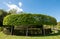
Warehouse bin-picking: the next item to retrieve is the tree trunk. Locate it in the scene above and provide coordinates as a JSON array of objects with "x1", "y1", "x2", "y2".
[
  {"x1": 11, "y1": 26, "x2": 14, "y2": 35},
  {"x1": 41, "y1": 25, "x2": 45, "y2": 35},
  {"x1": 26, "y1": 27, "x2": 28, "y2": 36}
]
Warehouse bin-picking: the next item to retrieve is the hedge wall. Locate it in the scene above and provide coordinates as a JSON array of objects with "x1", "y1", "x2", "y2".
[{"x1": 3, "y1": 14, "x2": 57, "y2": 26}]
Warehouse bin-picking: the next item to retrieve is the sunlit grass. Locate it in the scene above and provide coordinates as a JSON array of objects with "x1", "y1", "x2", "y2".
[{"x1": 0, "y1": 32, "x2": 60, "y2": 39}]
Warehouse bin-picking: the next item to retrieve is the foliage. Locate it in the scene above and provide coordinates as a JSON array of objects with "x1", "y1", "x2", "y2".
[
  {"x1": 8, "y1": 9, "x2": 17, "y2": 14},
  {"x1": 0, "y1": 27, "x2": 3, "y2": 31},
  {"x1": 3, "y1": 27, "x2": 11, "y2": 35},
  {"x1": 55, "y1": 22, "x2": 60, "y2": 30},
  {"x1": 3, "y1": 14, "x2": 57, "y2": 26},
  {"x1": 0, "y1": 9, "x2": 7, "y2": 26}
]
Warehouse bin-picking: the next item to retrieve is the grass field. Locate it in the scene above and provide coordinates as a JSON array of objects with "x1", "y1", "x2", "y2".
[{"x1": 0, "y1": 32, "x2": 60, "y2": 39}]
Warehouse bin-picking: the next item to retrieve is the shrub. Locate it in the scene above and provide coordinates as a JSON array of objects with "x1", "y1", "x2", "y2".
[
  {"x1": 0, "y1": 27, "x2": 3, "y2": 32},
  {"x1": 3, "y1": 26, "x2": 11, "y2": 35}
]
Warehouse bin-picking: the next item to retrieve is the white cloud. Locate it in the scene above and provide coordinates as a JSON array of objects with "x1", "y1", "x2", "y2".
[
  {"x1": 19, "y1": 2, "x2": 22, "y2": 7},
  {"x1": 5, "y1": 2, "x2": 23, "y2": 13}
]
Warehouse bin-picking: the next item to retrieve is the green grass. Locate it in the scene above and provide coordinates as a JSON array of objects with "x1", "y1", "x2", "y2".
[{"x1": 0, "y1": 32, "x2": 60, "y2": 39}]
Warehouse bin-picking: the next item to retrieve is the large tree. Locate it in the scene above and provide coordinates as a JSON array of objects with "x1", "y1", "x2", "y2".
[
  {"x1": 3, "y1": 14, "x2": 57, "y2": 35},
  {"x1": 0, "y1": 9, "x2": 7, "y2": 26}
]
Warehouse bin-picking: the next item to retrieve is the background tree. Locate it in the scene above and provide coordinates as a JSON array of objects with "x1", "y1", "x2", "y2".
[
  {"x1": 8, "y1": 9, "x2": 17, "y2": 14},
  {"x1": 0, "y1": 9, "x2": 7, "y2": 26},
  {"x1": 8, "y1": 9, "x2": 23, "y2": 14}
]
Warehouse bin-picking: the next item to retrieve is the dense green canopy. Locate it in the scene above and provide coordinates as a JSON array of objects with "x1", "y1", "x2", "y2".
[{"x1": 3, "y1": 14, "x2": 57, "y2": 26}]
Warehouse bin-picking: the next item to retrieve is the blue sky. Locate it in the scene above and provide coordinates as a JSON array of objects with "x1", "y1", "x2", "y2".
[{"x1": 0, "y1": 0, "x2": 60, "y2": 22}]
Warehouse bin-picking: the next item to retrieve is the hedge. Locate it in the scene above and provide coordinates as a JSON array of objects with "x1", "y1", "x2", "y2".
[{"x1": 3, "y1": 14, "x2": 57, "y2": 26}]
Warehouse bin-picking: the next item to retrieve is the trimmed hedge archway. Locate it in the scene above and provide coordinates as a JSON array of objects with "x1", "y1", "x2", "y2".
[{"x1": 3, "y1": 14, "x2": 57, "y2": 36}]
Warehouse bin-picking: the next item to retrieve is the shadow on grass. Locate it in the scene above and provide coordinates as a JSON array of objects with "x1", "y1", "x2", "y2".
[
  {"x1": 3, "y1": 30, "x2": 60, "y2": 37},
  {"x1": 13, "y1": 30, "x2": 60, "y2": 37}
]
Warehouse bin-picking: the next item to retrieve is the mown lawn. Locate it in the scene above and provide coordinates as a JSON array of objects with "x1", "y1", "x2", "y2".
[{"x1": 0, "y1": 32, "x2": 60, "y2": 39}]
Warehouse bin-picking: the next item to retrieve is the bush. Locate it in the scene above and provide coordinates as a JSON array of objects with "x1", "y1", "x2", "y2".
[
  {"x1": 3, "y1": 27, "x2": 11, "y2": 35},
  {"x1": 0, "y1": 27, "x2": 3, "y2": 32}
]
